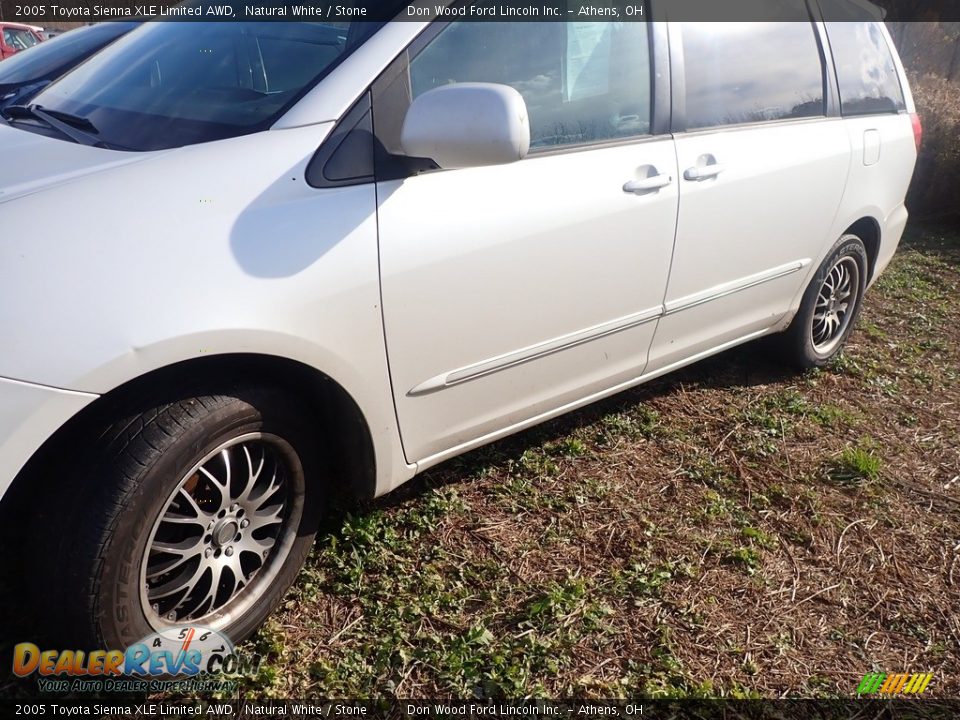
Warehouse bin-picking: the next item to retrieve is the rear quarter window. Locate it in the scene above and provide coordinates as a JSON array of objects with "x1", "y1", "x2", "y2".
[
  {"x1": 681, "y1": 18, "x2": 825, "y2": 130},
  {"x1": 825, "y1": 21, "x2": 906, "y2": 116}
]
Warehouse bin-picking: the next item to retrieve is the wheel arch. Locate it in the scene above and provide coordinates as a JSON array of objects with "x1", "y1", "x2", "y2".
[
  {"x1": 843, "y1": 216, "x2": 882, "y2": 283},
  {"x1": 3, "y1": 354, "x2": 378, "y2": 522}
]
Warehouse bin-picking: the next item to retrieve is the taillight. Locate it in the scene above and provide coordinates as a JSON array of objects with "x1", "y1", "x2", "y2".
[{"x1": 910, "y1": 112, "x2": 923, "y2": 152}]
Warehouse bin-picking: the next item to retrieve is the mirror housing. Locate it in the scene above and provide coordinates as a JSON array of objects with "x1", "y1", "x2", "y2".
[{"x1": 400, "y1": 83, "x2": 531, "y2": 170}]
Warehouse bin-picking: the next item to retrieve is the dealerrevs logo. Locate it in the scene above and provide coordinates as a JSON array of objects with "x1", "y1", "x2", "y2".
[{"x1": 13, "y1": 625, "x2": 260, "y2": 691}]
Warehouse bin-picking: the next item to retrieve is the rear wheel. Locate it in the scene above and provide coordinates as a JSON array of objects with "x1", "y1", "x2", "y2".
[
  {"x1": 776, "y1": 234, "x2": 868, "y2": 369},
  {"x1": 37, "y1": 388, "x2": 322, "y2": 648}
]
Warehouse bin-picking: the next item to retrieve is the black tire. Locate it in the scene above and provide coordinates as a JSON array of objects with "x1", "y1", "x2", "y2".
[
  {"x1": 34, "y1": 387, "x2": 322, "y2": 649},
  {"x1": 776, "y1": 234, "x2": 869, "y2": 369}
]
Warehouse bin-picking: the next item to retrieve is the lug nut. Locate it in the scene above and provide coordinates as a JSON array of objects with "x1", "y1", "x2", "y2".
[
  {"x1": 225, "y1": 547, "x2": 234, "y2": 557},
  {"x1": 240, "y1": 519, "x2": 249, "y2": 528}
]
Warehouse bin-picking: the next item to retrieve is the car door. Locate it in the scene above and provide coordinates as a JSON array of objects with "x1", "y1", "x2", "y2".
[
  {"x1": 375, "y1": 19, "x2": 678, "y2": 463},
  {"x1": 648, "y1": 15, "x2": 851, "y2": 373}
]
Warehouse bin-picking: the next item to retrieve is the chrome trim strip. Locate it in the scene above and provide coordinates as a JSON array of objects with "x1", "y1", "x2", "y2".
[
  {"x1": 663, "y1": 259, "x2": 811, "y2": 316},
  {"x1": 408, "y1": 305, "x2": 663, "y2": 396},
  {"x1": 408, "y1": 260, "x2": 810, "y2": 396}
]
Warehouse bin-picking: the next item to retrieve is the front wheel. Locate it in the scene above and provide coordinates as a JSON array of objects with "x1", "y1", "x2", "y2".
[
  {"x1": 37, "y1": 388, "x2": 323, "y2": 649},
  {"x1": 776, "y1": 234, "x2": 869, "y2": 369}
]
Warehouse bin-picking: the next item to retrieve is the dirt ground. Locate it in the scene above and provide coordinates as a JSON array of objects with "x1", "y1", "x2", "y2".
[
  {"x1": 2, "y1": 224, "x2": 958, "y2": 700},
  {"x1": 223, "y1": 224, "x2": 958, "y2": 699}
]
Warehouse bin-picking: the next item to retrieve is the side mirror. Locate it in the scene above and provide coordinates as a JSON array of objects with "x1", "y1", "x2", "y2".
[{"x1": 400, "y1": 83, "x2": 531, "y2": 170}]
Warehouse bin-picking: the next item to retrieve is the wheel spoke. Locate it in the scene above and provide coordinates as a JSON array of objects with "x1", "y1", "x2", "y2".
[
  {"x1": 245, "y1": 445, "x2": 265, "y2": 484},
  {"x1": 235, "y1": 445, "x2": 267, "y2": 504},
  {"x1": 148, "y1": 560, "x2": 206, "y2": 602},
  {"x1": 141, "y1": 435, "x2": 301, "y2": 624},
  {"x1": 146, "y1": 553, "x2": 193, "y2": 579},
  {"x1": 159, "y1": 513, "x2": 206, "y2": 529},
  {"x1": 150, "y1": 537, "x2": 202, "y2": 557},
  {"x1": 251, "y1": 534, "x2": 278, "y2": 551},
  {"x1": 246, "y1": 504, "x2": 284, "y2": 533},
  {"x1": 222, "y1": 448, "x2": 238, "y2": 501},
  {"x1": 248, "y1": 458, "x2": 282, "y2": 506},
  {"x1": 198, "y1": 465, "x2": 230, "y2": 511},
  {"x1": 227, "y1": 554, "x2": 247, "y2": 587},
  {"x1": 811, "y1": 256, "x2": 861, "y2": 352},
  {"x1": 202, "y1": 558, "x2": 241, "y2": 612},
  {"x1": 176, "y1": 487, "x2": 207, "y2": 520}
]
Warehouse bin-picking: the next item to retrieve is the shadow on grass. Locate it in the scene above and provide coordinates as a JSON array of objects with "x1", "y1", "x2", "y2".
[
  {"x1": 0, "y1": 331, "x2": 796, "y2": 698},
  {"x1": 323, "y1": 339, "x2": 797, "y2": 522},
  {"x1": 900, "y1": 222, "x2": 960, "y2": 265}
]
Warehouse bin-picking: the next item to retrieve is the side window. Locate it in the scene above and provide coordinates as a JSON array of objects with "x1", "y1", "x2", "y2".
[
  {"x1": 824, "y1": 22, "x2": 906, "y2": 116},
  {"x1": 408, "y1": 20, "x2": 651, "y2": 150},
  {"x1": 681, "y1": 21, "x2": 825, "y2": 129}
]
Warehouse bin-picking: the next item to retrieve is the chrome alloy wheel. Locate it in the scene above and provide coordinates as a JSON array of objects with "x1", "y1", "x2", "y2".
[
  {"x1": 139, "y1": 433, "x2": 305, "y2": 627},
  {"x1": 811, "y1": 255, "x2": 860, "y2": 355}
]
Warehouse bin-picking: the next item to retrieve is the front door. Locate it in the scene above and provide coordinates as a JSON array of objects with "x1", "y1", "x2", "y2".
[{"x1": 376, "y1": 19, "x2": 679, "y2": 462}]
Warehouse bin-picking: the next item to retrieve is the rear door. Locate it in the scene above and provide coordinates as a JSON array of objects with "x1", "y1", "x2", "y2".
[
  {"x1": 649, "y1": 12, "x2": 851, "y2": 372},
  {"x1": 375, "y1": 19, "x2": 678, "y2": 463}
]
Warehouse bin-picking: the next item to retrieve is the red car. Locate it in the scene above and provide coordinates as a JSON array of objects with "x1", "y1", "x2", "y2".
[{"x1": 0, "y1": 22, "x2": 43, "y2": 60}]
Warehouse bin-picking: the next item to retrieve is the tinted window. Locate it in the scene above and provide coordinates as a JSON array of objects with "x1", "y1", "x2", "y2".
[
  {"x1": 28, "y1": 22, "x2": 376, "y2": 151},
  {"x1": 0, "y1": 23, "x2": 135, "y2": 86},
  {"x1": 681, "y1": 21, "x2": 825, "y2": 129},
  {"x1": 410, "y1": 20, "x2": 651, "y2": 149},
  {"x1": 825, "y1": 22, "x2": 906, "y2": 115},
  {"x1": 4, "y1": 28, "x2": 39, "y2": 51}
]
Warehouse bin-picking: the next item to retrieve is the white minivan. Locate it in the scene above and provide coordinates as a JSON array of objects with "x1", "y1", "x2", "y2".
[{"x1": 0, "y1": 3, "x2": 919, "y2": 647}]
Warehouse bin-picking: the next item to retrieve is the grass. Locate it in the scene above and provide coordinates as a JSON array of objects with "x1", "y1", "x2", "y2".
[
  {"x1": 2, "y1": 225, "x2": 958, "y2": 700},
  {"x1": 829, "y1": 446, "x2": 882, "y2": 484},
  {"x1": 146, "y1": 226, "x2": 960, "y2": 698}
]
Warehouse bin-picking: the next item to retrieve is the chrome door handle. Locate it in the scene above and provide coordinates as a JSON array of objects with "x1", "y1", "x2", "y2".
[
  {"x1": 683, "y1": 164, "x2": 725, "y2": 181},
  {"x1": 622, "y1": 174, "x2": 672, "y2": 194}
]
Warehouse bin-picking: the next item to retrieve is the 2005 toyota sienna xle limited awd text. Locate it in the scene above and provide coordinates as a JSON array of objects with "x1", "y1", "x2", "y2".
[{"x1": 0, "y1": 2, "x2": 920, "y2": 647}]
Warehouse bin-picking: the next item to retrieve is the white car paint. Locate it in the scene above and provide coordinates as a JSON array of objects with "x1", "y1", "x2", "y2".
[
  {"x1": 651, "y1": 117, "x2": 851, "y2": 371},
  {"x1": 379, "y1": 136, "x2": 679, "y2": 462},
  {"x1": 0, "y1": 18, "x2": 918, "y2": 506},
  {"x1": 0, "y1": 121, "x2": 411, "y2": 498}
]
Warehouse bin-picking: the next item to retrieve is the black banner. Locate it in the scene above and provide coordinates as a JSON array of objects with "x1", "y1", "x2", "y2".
[
  {"x1": 3, "y1": 700, "x2": 960, "y2": 720},
  {"x1": 2, "y1": 0, "x2": 960, "y2": 24}
]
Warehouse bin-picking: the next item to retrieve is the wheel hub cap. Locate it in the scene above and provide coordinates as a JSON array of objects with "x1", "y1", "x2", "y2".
[
  {"x1": 139, "y1": 433, "x2": 304, "y2": 627},
  {"x1": 812, "y1": 255, "x2": 860, "y2": 355},
  {"x1": 213, "y1": 520, "x2": 238, "y2": 547}
]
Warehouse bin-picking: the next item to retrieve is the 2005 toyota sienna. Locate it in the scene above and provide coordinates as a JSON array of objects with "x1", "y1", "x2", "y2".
[{"x1": 0, "y1": 2, "x2": 920, "y2": 646}]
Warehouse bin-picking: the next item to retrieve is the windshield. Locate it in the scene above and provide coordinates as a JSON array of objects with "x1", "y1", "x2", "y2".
[
  {"x1": 0, "y1": 23, "x2": 136, "y2": 86},
  {"x1": 29, "y1": 21, "x2": 379, "y2": 151},
  {"x1": 4, "y1": 27, "x2": 40, "y2": 52}
]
